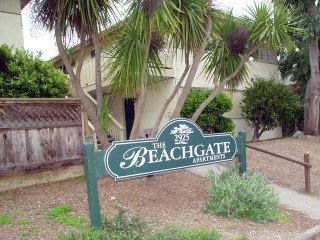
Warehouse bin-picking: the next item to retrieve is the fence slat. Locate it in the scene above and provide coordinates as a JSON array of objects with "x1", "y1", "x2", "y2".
[{"x1": 0, "y1": 99, "x2": 83, "y2": 174}]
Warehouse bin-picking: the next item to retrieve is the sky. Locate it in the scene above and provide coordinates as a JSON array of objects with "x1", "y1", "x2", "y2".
[{"x1": 21, "y1": 0, "x2": 266, "y2": 61}]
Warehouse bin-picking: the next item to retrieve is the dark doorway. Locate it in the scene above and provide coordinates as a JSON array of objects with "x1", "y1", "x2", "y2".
[{"x1": 124, "y1": 98, "x2": 135, "y2": 139}]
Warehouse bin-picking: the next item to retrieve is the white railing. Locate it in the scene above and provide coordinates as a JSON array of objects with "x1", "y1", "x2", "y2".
[
  {"x1": 77, "y1": 54, "x2": 174, "y2": 89},
  {"x1": 84, "y1": 91, "x2": 125, "y2": 142}
]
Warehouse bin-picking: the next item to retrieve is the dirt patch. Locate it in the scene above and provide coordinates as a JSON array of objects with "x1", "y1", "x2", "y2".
[
  {"x1": 0, "y1": 136, "x2": 320, "y2": 240},
  {"x1": 246, "y1": 135, "x2": 320, "y2": 197}
]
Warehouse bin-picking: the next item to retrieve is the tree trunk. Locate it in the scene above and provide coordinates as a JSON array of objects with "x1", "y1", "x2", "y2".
[
  {"x1": 150, "y1": 51, "x2": 190, "y2": 137},
  {"x1": 304, "y1": 37, "x2": 320, "y2": 135},
  {"x1": 191, "y1": 45, "x2": 260, "y2": 122},
  {"x1": 170, "y1": 0, "x2": 213, "y2": 120},
  {"x1": 304, "y1": 2, "x2": 320, "y2": 135},
  {"x1": 129, "y1": 29, "x2": 151, "y2": 140},
  {"x1": 252, "y1": 125, "x2": 259, "y2": 142},
  {"x1": 55, "y1": 13, "x2": 110, "y2": 149},
  {"x1": 93, "y1": 34, "x2": 103, "y2": 121}
]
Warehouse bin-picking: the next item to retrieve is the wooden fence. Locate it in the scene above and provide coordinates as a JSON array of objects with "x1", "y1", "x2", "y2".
[
  {"x1": 0, "y1": 98, "x2": 83, "y2": 174},
  {"x1": 246, "y1": 144, "x2": 312, "y2": 193}
]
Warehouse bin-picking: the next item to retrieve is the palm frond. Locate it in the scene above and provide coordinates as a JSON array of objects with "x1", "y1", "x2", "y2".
[{"x1": 245, "y1": 1, "x2": 302, "y2": 51}]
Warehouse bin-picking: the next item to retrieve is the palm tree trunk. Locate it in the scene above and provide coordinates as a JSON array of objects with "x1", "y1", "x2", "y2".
[
  {"x1": 170, "y1": 0, "x2": 213, "y2": 120},
  {"x1": 191, "y1": 45, "x2": 260, "y2": 122},
  {"x1": 93, "y1": 34, "x2": 103, "y2": 121},
  {"x1": 150, "y1": 51, "x2": 190, "y2": 137},
  {"x1": 129, "y1": 30, "x2": 152, "y2": 140},
  {"x1": 55, "y1": 12, "x2": 110, "y2": 149}
]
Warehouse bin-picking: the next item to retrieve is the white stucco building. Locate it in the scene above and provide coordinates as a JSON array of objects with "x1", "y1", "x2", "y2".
[
  {"x1": 54, "y1": 40, "x2": 282, "y2": 142},
  {"x1": 0, "y1": 0, "x2": 29, "y2": 48}
]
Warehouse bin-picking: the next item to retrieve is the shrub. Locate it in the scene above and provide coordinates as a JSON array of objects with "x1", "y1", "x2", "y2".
[
  {"x1": 181, "y1": 90, "x2": 235, "y2": 133},
  {"x1": 240, "y1": 77, "x2": 301, "y2": 141},
  {"x1": 0, "y1": 44, "x2": 69, "y2": 98},
  {"x1": 204, "y1": 166, "x2": 280, "y2": 222}
]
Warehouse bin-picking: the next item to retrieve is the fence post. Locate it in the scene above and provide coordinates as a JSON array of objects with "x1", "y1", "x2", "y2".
[
  {"x1": 237, "y1": 131, "x2": 247, "y2": 176},
  {"x1": 83, "y1": 141, "x2": 102, "y2": 228},
  {"x1": 304, "y1": 153, "x2": 311, "y2": 193}
]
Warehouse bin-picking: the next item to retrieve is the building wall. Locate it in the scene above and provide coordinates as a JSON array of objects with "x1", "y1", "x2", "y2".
[
  {"x1": 224, "y1": 91, "x2": 282, "y2": 141},
  {"x1": 96, "y1": 48, "x2": 282, "y2": 141},
  {"x1": 140, "y1": 78, "x2": 178, "y2": 135},
  {"x1": 0, "y1": 0, "x2": 24, "y2": 48},
  {"x1": 59, "y1": 43, "x2": 283, "y2": 141},
  {"x1": 108, "y1": 97, "x2": 125, "y2": 128},
  {"x1": 172, "y1": 49, "x2": 283, "y2": 141}
]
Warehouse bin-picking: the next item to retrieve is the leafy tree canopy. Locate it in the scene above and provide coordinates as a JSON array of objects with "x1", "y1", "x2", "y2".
[
  {"x1": 181, "y1": 90, "x2": 235, "y2": 133},
  {"x1": 278, "y1": 42, "x2": 309, "y2": 103},
  {"x1": 0, "y1": 44, "x2": 69, "y2": 98},
  {"x1": 240, "y1": 77, "x2": 301, "y2": 141}
]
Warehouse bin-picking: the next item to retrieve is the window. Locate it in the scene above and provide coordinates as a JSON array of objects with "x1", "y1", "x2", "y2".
[
  {"x1": 255, "y1": 49, "x2": 270, "y2": 62},
  {"x1": 90, "y1": 50, "x2": 96, "y2": 58}
]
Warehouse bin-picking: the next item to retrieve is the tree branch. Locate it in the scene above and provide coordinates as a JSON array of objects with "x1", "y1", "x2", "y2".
[{"x1": 191, "y1": 44, "x2": 261, "y2": 122}]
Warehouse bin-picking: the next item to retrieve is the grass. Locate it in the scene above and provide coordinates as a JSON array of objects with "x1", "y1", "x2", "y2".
[
  {"x1": 145, "y1": 226, "x2": 221, "y2": 240},
  {"x1": 17, "y1": 219, "x2": 30, "y2": 225},
  {"x1": 20, "y1": 225, "x2": 41, "y2": 238},
  {"x1": 45, "y1": 204, "x2": 87, "y2": 228},
  {"x1": 0, "y1": 213, "x2": 12, "y2": 225},
  {"x1": 0, "y1": 210, "x2": 41, "y2": 238},
  {"x1": 234, "y1": 235, "x2": 250, "y2": 240},
  {"x1": 275, "y1": 211, "x2": 292, "y2": 223}
]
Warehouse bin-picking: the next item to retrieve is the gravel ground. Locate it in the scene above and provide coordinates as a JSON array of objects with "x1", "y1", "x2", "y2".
[
  {"x1": 0, "y1": 136, "x2": 320, "y2": 240},
  {"x1": 246, "y1": 135, "x2": 320, "y2": 197}
]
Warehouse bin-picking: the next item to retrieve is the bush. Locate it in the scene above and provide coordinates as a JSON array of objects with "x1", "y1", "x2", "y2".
[
  {"x1": 0, "y1": 44, "x2": 69, "y2": 98},
  {"x1": 181, "y1": 90, "x2": 235, "y2": 133},
  {"x1": 240, "y1": 77, "x2": 301, "y2": 141},
  {"x1": 204, "y1": 166, "x2": 279, "y2": 222}
]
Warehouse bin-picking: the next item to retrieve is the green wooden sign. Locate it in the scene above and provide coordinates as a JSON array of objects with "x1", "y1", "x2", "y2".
[
  {"x1": 105, "y1": 118, "x2": 237, "y2": 180},
  {"x1": 83, "y1": 118, "x2": 247, "y2": 228}
]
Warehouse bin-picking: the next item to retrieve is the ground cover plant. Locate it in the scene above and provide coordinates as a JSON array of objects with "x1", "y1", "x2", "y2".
[
  {"x1": 59, "y1": 206, "x2": 222, "y2": 240},
  {"x1": 45, "y1": 204, "x2": 87, "y2": 228},
  {"x1": 0, "y1": 213, "x2": 12, "y2": 225},
  {"x1": 0, "y1": 210, "x2": 41, "y2": 239},
  {"x1": 204, "y1": 166, "x2": 280, "y2": 222}
]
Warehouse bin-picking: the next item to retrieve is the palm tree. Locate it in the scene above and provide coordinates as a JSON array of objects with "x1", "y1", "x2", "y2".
[
  {"x1": 31, "y1": 0, "x2": 118, "y2": 149},
  {"x1": 191, "y1": 1, "x2": 301, "y2": 122},
  {"x1": 105, "y1": 0, "x2": 181, "y2": 139},
  {"x1": 168, "y1": 0, "x2": 213, "y2": 120},
  {"x1": 150, "y1": 0, "x2": 210, "y2": 137},
  {"x1": 105, "y1": 0, "x2": 214, "y2": 139}
]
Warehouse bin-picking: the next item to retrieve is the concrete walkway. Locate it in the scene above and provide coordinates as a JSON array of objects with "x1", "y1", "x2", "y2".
[{"x1": 188, "y1": 164, "x2": 320, "y2": 220}]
